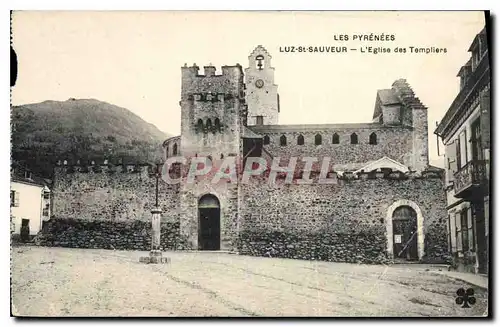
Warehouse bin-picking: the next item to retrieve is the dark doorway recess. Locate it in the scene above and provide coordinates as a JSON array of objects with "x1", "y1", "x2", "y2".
[
  {"x1": 198, "y1": 194, "x2": 220, "y2": 250},
  {"x1": 392, "y1": 206, "x2": 418, "y2": 261}
]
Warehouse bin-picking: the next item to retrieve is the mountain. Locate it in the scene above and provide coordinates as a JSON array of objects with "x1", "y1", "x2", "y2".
[{"x1": 11, "y1": 98, "x2": 170, "y2": 178}]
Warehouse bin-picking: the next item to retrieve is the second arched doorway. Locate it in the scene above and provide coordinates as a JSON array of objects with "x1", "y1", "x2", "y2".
[
  {"x1": 198, "y1": 194, "x2": 221, "y2": 250},
  {"x1": 392, "y1": 205, "x2": 418, "y2": 261}
]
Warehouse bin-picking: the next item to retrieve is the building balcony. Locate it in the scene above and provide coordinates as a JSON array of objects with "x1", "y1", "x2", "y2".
[{"x1": 454, "y1": 160, "x2": 488, "y2": 199}]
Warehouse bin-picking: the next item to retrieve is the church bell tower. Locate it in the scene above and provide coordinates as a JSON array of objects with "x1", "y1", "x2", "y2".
[{"x1": 244, "y1": 45, "x2": 280, "y2": 126}]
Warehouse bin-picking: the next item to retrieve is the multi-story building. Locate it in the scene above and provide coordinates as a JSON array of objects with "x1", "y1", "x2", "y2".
[
  {"x1": 11, "y1": 170, "x2": 51, "y2": 241},
  {"x1": 435, "y1": 27, "x2": 490, "y2": 274}
]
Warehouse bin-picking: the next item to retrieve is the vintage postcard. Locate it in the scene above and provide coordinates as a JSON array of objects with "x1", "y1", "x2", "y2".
[{"x1": 10, "y1": 11, "x2": 490, "y2": 317}]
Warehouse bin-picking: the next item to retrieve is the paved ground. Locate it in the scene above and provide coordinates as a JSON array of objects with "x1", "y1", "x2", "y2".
[{"x1": 11, "y1": 246, "x2": 488, "y2": 317}]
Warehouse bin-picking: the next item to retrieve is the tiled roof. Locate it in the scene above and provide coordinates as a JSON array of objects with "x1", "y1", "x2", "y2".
[{"x1": 11, "y1": 175, "x2": 50, "y2": 187}]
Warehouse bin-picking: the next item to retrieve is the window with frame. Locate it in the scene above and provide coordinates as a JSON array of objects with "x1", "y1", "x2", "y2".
[
  {"x1": 43, "y1": 203, "x2": 50, "y2": 217},
  {"x1": 256, "y1": 116, "x2": 264, "y2": 126},
  {"x1": 471, "y1": 118, "x2": 483, "y2": 161},
  {"x1": 455, "y1": 212, "x2": 463, "y2": 255},
  {"x1": 447, "y1": 214, "x2": 452, "y2": 253},
  {"x1": 456, "y1": 208, "x2": 474, "y2": 253},
  {"x1": 445, "y1": 139, "x2": 458, "y2": 184},
  {"x1": 456, "y1": 129, "x2": 468, "y2": 169},
  {"x1": 460, "y1": 209, "x2": 469, "y2": 252}
]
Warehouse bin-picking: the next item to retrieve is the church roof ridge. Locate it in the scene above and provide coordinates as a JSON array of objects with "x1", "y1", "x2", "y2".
[{"x1": 248, "y1": 122, "x2": 412, "y2": 133}]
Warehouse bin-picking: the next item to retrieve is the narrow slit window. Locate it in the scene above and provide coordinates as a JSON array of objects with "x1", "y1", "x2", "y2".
[
  {"x1": 214, "y1": 118, "x2": 221, "y2": 132},
  {"x1": 205, "y1": 119, "x2": 212, "y2": 133},
  {"x1": 196, "y1": 119, "x2": 204, "y2": 133}
]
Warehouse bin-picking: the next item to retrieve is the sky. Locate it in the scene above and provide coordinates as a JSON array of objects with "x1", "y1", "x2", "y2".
[{"x1": 11, "y1": 11, "x2": 486, "y2": 167}]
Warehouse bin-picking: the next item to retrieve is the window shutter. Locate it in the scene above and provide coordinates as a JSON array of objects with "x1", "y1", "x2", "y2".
[
  {"x1": 459, "y1": 130, "x2": 468, "y2": 168},
  {"x1": 455, "y1": 212, "x2": 462, "y2": 252},
  {"x1": 455, "y1": 212, "x2": 461, "y2": 232},
  {"x1": 480, "y1": 93, "x2": 490, "y2": 149},
  {"x1": 467, "y1": 208, "x2": 475, "y2": 251},
  {"x1": 445, "y1": 141, "x2": 458, "y2": 182},
  {"x1": 14, "y1": 191, "x2": 19, "y2": 207}
]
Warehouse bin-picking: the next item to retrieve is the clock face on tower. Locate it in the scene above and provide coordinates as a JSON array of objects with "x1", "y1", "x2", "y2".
[{"x1": 255, "y1": 79, "x2": 264, "y2": 88}]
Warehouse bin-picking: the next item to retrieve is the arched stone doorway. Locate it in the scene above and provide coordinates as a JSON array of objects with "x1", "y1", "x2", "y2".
[
  {"x1": 392, "y1": 206, "x2": 418, "y2": 260},
  {"x1": 386, "y1": 200, "x2": 425, "y2": 261},
  {"x1": 198, "y1": 194, "x2": 220, "y2": 250}
]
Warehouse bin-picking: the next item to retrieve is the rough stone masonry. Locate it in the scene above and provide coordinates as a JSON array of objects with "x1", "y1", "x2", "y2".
[{"x1": 41, "y1": 45, "x2": 450, "y2": 265}]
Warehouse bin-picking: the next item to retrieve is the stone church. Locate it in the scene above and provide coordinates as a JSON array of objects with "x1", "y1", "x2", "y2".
[
  {"x1": 48, "y1": 46, "x2": 449, "y2": 264},
  {"x1": 159, "y1": 45, "x2": 449, "y2": 263}
]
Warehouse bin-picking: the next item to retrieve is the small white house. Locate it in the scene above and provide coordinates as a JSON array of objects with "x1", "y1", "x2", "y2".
[{"x1": 10, "y1": 173, "x2": 51, "y2": 240}]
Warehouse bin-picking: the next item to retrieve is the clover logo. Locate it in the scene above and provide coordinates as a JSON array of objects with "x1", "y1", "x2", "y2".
[{"x1": 455, "y1": 288, "x2": 476, "y2": 308}]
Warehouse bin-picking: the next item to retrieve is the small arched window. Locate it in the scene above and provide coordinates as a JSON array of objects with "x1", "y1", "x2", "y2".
[
  {"x1": 297, "y1": 134, "x2": 304, "y2": 145},
  {"x1": 350, "y1": 133, "x2": 358, "y2": 144},
  {"x1": 214, "y1": 118, "x2": 221, "y2": 133},
  {"x1": 280, "y1": 135, "x2": 287, "y2": 146},
  {"x1": 332, "y1": 133, "x2": 339, "y2": 144},
  {"x1": 165, "y1": 146, "x2": 169, "y2": 158},
  {"x1": 205, "y1": 119, "x2": 212, "y2": 133},
  {"x1": 173, "y1": 143, "x2": 178, "y2": 155},
  {"x1": 263, "y1": 135, "x2": 270, "y2": 145},
  {"x1": 315, "y1": 134, "x2": 322, "y2": 146},
  {"x1": 255, "y1": 55, "x2": 265, "y2": 70},
  {"x1": 369, "y1": 132, "x2": 377, "y2": 145},
  {"x1": 196, "y1": 119, "x2": 204, "y2": 133}
]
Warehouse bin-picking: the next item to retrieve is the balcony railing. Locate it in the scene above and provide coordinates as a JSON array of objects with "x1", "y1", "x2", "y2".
[{"x1": 454, "y1": 160, "x2": 488, "y2": 198}]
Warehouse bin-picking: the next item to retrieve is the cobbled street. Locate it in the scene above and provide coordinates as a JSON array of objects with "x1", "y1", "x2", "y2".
[{"x1": 11, "y1": 246, "x2": 487, "y2": 317}]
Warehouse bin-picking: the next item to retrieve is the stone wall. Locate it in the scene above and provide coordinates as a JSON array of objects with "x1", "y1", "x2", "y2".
[
  {"x1": 179, "y1": 178, "x2": 239, "y2": 251},
  {"x1": 238, "y1": 173, "x2": 449, "y2": 264},
  {"x1": 249, "y1": 125, "x2": 414, "y2": 169},
  {"x1": 34, "y1": 218, "x2": 188, "y2": 250},
  {"x1": 52, "y1": 165, "x2": 180, "y2": 223}
]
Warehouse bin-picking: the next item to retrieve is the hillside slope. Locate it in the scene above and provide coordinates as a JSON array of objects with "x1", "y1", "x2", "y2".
[{"x1": 11, "y1": 98, "x2": 170, "y2": 178}]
